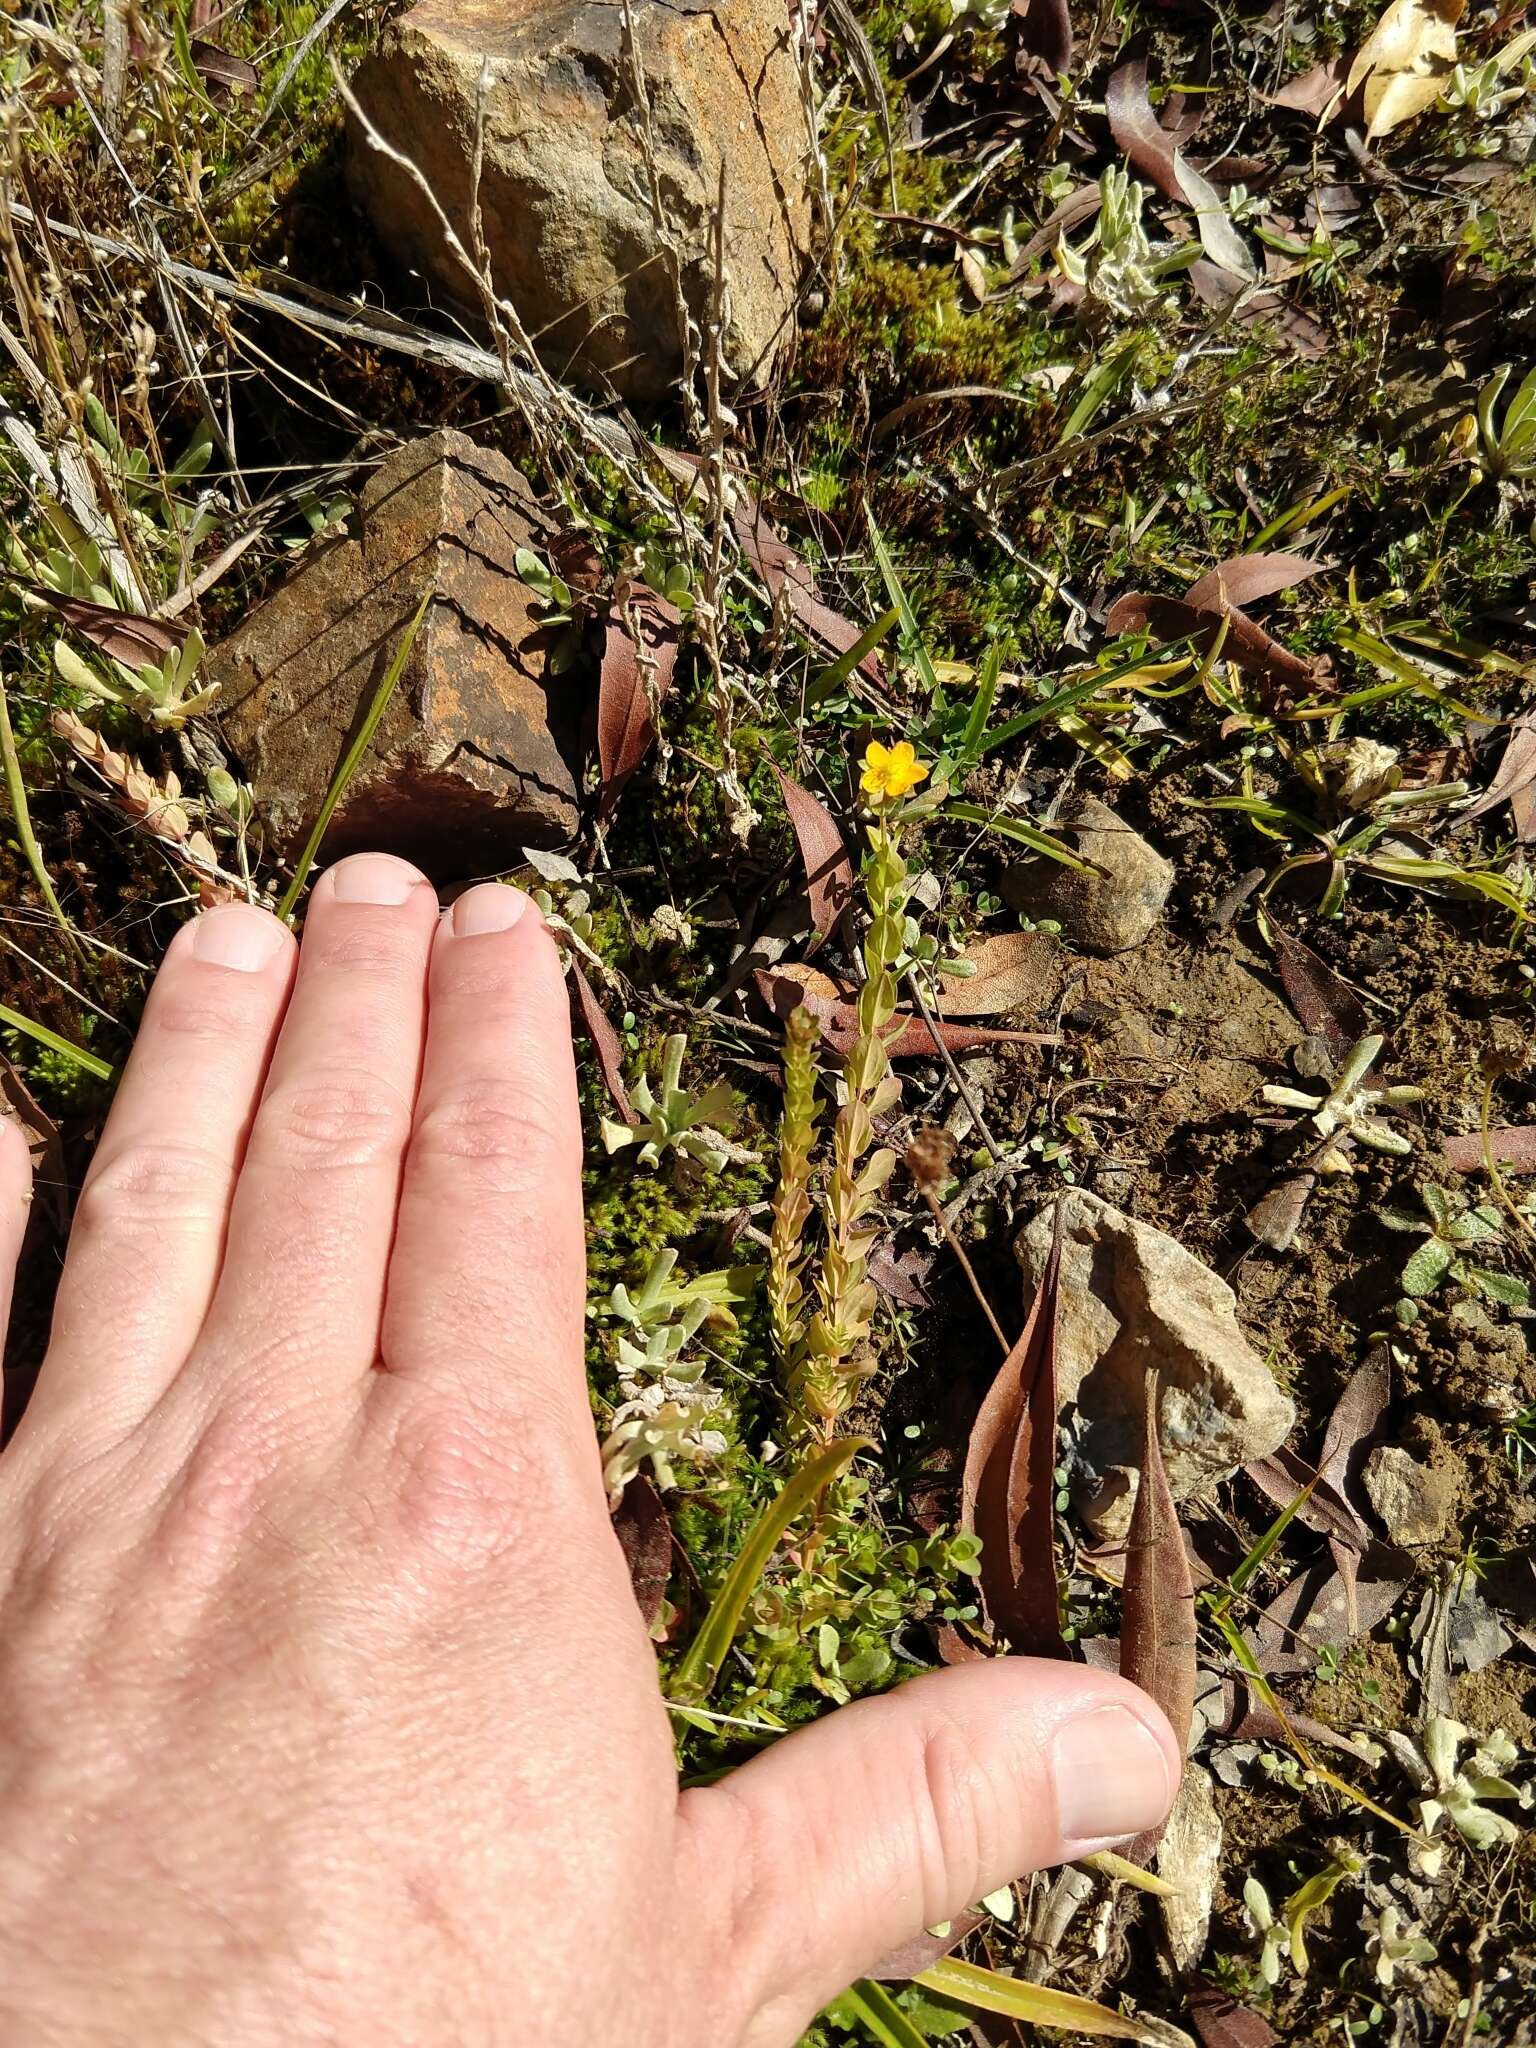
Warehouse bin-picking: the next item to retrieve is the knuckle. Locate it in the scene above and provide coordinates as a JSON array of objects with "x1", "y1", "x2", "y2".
[
  {"x1": 257, "y1": 1069, "x2": 412, "y2": 1172},
  {"x1": 153, "y1": 982, "x2": 266, "y2": 1045},
  {"x1": 75, "y1": 1138, "x2": 233, "y2": 1238},
  {"x1": 410, "y1": 1081, "x2": 573, "y2": 1187},
  {"x1": 372, "y1": 1388, "x2": 567, "y2": 1572},
  {"x1": 915, "y1": 1712, "x2": 993, "y2": 1910},
  {"x1": 311, "y1": 924, "x2": 427, "y2": 981}
]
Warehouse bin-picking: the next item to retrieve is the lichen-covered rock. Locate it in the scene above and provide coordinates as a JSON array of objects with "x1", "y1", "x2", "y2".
[
  {"x1": 1363, "y1": 1445, "x2": 1455, "y2": 1548},
  {"x1": 1015, "y1": 1189, "x2": 1294, "y2": 1535},
  {"x1": 346, "y1": 0, "x2": 810, "y2": 402},
  {"x1": 1002, "y1": 795, "x2": 1173, "y2": 952},
  {"x1": 213, "y1": 431, "x2": 579, "y2": 872}
]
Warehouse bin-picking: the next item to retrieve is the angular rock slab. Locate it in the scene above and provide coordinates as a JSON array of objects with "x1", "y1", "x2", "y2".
[
  {"x1": 214, "y1": 431, "x2": 579, "y2": 872},
  {"x1": 1015, "y1": 1189, "x2": 1294, "y2": 1536},
  {"x1": 1002, "y1": 794, "x2": 1173, "y2": 952},
  {"x1": 346, "y1": 0, "x2": 810, "y2": 402}
]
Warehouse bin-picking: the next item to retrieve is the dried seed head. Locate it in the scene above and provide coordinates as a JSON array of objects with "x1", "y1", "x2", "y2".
[{"x1": 904, "y1": 1125, "x2": 958, "y2": 1192}]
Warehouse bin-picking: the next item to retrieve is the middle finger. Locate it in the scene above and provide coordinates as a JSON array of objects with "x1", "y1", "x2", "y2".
[{"x1": 191, "y1": 852, "x2": 439, "y2": 1407}]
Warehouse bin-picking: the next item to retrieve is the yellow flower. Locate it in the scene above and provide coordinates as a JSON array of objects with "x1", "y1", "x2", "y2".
[{"x1": 860, "y1": 739, "x2": 928, "y2": 804}]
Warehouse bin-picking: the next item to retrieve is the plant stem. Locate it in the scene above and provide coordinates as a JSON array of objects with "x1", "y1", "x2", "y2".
[{"x1": 0, "y1": 675, "x2": 74, "y2": 944}]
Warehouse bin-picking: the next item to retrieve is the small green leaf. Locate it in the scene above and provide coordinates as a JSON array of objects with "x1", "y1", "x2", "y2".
[
  {"x1": 1466, "y1": 1266, "x2": 1530, "y2": 1308},
  {"x1": 1401, "y1": 1237, "x2": 1454, "y2": 1297}
]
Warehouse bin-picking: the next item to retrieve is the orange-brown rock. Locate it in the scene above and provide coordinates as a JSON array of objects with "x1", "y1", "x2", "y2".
[
  {"x1": 213, "y1": 431, "x2": 579, "y2": 873},
  {"x1": 345, "y1": 0, "x2": 810, "y2": 402}
]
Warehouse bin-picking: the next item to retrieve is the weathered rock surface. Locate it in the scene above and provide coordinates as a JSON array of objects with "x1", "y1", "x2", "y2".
[
  {"x1": 1364, "y1": 1445, "x2": 1454, "y2": 1547},
  {"x1": 1015, "y1": 1189, "x2": 1294, "y2": 1535},
  {"x1": 213, "y1": 431, "x2": 579, "y2": 871},
  {"x1": 1002, "y1": 795, "x2": 1173, "y2": 952},
  {"x1": 346, "y1": 0, "x2": 810, "y2": 402}
]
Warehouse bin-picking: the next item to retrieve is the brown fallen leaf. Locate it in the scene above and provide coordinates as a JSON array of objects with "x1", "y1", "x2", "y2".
[
  {"x1": 1266, "y1": 53, "x2": 1353, "y2": 116},
  {"x1": 1243, "y1": 1173, "x2": 1315, "y2": 1252},
  {"x1": 1120, "y1": 1376, "x2": 1196, "y2": 1857},
  {"x1": 1105, "y1": 590, "x2": 1330, "y2": 700},
  {"x1": 770, "y1": 764, "x2": 854, "y2": 940},
  {"x1": 1184, "y1": 553, "x2": 1327, "y2": 613},
  {"x1": 960, "y1": 1204, "x2": 1067, "y2": 1656},
  {"x1": 569, "y1": 960, "x2": 635, "y2": 1125},
  {"x1": 27, "y1": 588, "x2": 188, "y2": 668},
  {"x1": 1346, "y1": 0, "x2": 1464, "y2": 138},
  {"x1": 1185, "y1": 1979, "x2": 1279, "y2": 2048},
  {"x1": 1246, "y1": 1447, "x2": 1367, "y2": 1554},
  {"x1": 732, "y1": 502, "x2": 883, "y2": 683},
  {"x1": 1106, "y1": 51, "x2": 1203, "y2": 204},
  {"x1": 597, "y1": 588, "x2": 680, "y2": 822},
  {"x1": 1187, "y1": 261, "x2": 1331, "y2": 359},
  {"x1": 611, "y1": 1474, "x2": 672, "y2": 1630},
  {"x1": 1462, "y1": 709, "x2": 1536, "y2": 843},
  {"x1": 1009, "y1": 183, "x2": 1104, "y2": 274},
  {"x1": 1444, "y1": 1124, "x2": 1536, "y2": 1174},
  {"x1": 755, "y1": 966, "x2": 1061, "y2": 1057},
  {"x1": 1247, "y1": 1559, "x2": 1404, "y2": 1676},
  {"x1": 1265, "y1": 919, "x2": 1372, "y2": 1057},
  {"x1": 935, "y1": 930, "x2": 1059, "y2": 1018},
  {"x1": 866, "y1": 1909, "x2": 987, "y2": 1982},
  {"x1": 1011, "y1": 0, "x2": 1072, "y2": 73},
  {"x1": 192, "y1": 40, "x2": 259, "y2": 95}
]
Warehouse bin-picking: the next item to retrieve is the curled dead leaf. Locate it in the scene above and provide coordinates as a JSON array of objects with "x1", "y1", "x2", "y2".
[
  {"x1": 754, "y1": 966, "x2": 1061, "y2": 1057},
  {"x1": 770, "y1": 764, "x2": 854, "y2": 939},
  {"x1": 597, "y1": 588, "x2": 680, "y2": 822},
  {"x1": 960, "y1": 1204, "x2": 1067, "y2": 1656},
  {"x1": 611, "y1": 1475, "x2": 673, "y2": 1630},
  {"x1": 569, "y1": 960, "x2": 635, "y2": 1125},
  {"x1": 1119, "y1": 1376, "x2": 1196, "y2": 1858},
  {"x1": 1346, "y1": 0, "x2": 1464, "y2": 138}
]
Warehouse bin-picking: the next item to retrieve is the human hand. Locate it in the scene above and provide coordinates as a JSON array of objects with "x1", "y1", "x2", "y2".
[{"x1": 0, "y1": 852, "x2": 1177, "y2": 2047}]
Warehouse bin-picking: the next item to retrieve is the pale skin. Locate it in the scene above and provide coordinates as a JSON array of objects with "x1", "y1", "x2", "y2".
[{"x1": 0, "y1": 851, "x2": 1178, "y2": 2047}]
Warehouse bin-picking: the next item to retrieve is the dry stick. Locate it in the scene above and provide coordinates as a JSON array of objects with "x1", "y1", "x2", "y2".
[
  {"x1": 908, "y1": 968, "x2": 1007, "y2": 1163},
  {"x1": 916, "y1": 1178, "x2": 1009, "y2": 1356}
]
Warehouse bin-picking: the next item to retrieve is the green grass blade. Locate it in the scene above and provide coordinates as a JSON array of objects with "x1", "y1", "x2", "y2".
[
  {"x1": 1249, "y1": 482, "x2": 1351, "y2": 550},
  {"x1": 840, "y1": 1981, "x2": 930, "y2": 2048},
  {"x1": 945, "y1": 800, "x2": 1093, "y2": 870},
  {"x1": 977, "y1": 667, "x2": 1137, "y2": 754},
  {"x1": 867, "y1": 513, "x2": 939, "y2": 699},
  {"x1": 0, "y1": 1000, "x2": 115, "y2": 1082},
  {"x1": 914, "y1": 1957, "x2": 1188, "y2": 2042},
  {"x1": 276, "y1": 588, "x2": 432, "y2": 923},
  {"x1": 1058, "y1": 340, "x2": 1138, "y2": 444},
  {"x1": 806, "y1": 604, "x2": 901, "y2": 705},
  {"x1": 957, "y1": 640, "x2": 1002, "y2": 764},
  {"x1": 670, "y1": 1436, "x2": 866, "y2": 1703},
  {"x1": 0, "y1": 678, "x2": 72, "y2": 941}
]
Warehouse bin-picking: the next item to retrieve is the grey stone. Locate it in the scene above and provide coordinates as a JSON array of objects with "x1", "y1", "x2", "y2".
[
  {"x1": 346, "y1": 0, "x2": 810, "y2": 402},
  {"x1": 1364, "y1": 1445, "x2": 1455, "y2": 1548},
  {"x1": 1016, "y1": 1189, "x2": 1295, "y2": 1536},
  {"x1": 213, "y1": 431, "x2": 580, "y2": 873},
  {"x1": 1002, "y1": 795, "x2": 1173, "y2": 952}
]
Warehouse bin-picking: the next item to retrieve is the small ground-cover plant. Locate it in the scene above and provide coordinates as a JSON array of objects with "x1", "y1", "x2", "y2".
[{"x1": 1379, "y1": 1182, "x2": 1530, "y2": 1310}]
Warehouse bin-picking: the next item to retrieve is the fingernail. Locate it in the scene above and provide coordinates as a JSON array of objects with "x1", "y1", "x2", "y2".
[
  {"x1": 451, "y1": 884, "x2": 532, "y2": 937},
  {"x1": 325, "y1": 853, "x2": 425, "y2": 906},
  {"x1": 190, "y1": 903, "x2": 288, "y2": 974},
  {"x1": 1051, "y1": 1707, "x2": 1175, "y2": 1856}
]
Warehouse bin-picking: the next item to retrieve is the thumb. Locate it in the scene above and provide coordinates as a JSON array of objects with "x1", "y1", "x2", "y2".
[{"x1": 679, "y1": 1660, "x2": 1179, "y2": 2045}]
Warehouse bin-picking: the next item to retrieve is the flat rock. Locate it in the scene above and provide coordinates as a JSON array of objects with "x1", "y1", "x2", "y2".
[
  {"x1": 1002, "y1": 795, "x2": 1173, "y2": 952},
  {"x1": 213, "y1": 431, "x2": 580, "y2": 872},
  {"x1": 1364, "y1": 1445, "x2": 1455, "y2": 1548},
  {"x1": 346, "y1": 0, "x2": 810, "y2": 402},
  {"x1": 1015, "y1": 1189, "x2": 1294, "y2": 1536}
]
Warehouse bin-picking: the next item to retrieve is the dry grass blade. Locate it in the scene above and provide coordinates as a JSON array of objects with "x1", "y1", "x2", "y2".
[
  {"x1": 597, "y1": 589, "x2": 680, "y2": 823},
  {"x1": 569, "y1": 960, "x2": 635, "y2": 1124},
  {"x1": 960, "y1": 1202, "x2": 1066, "y2": 1655},
  {"x1": 770, "y1": 764, "x2": 854, "y2": 938},
  {"x1": 915, "y1": 1956, "x2": 1194, "y2": 2044},
  {"x1": 1119, "y1": 1375, "x2": 1196, "y2": 1857}
]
